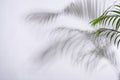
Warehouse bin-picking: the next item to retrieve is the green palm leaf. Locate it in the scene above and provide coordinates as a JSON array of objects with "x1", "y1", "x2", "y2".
[
  {"x1": 90, "y1": 3, "x2": 120, "y2": 47},
  {"x1": 93, "y1": 28, "x2": 120, "y2": 47},
  {"x1": 90, "y1": 4, "x2": 120, "y2": 30}
]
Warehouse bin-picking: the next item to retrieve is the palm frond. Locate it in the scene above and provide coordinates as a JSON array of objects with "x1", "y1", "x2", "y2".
[
  {"x1": 93, "y1": 28, "x2": 120, "y2": 48},
  {"x1": 90, "y1": 4, "x2": 120, "y2": 30}
]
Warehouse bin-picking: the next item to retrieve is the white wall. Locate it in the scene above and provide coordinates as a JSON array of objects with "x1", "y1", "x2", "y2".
[{"x1": 0, "y1": 0, "x2": 119, "y2": 80}]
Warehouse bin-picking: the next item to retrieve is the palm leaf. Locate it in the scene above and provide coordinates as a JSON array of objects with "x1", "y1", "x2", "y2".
[
  {"x1": 90, "y1": 4, "x2": 120, "y2": 30},
  {"x1": 93, "y1": 28, "x2": 120, "y2": 47}
]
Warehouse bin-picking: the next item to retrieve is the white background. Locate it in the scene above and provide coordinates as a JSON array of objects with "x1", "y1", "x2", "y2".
[{"x1": 0, "y1": 0, "x2": 119, "y2": 80}]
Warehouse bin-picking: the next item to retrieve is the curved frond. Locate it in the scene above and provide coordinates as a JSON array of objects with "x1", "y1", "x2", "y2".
[
  {"x1": 90, "y1": 4, "x2": 120, "y2": 30},
  {"x1": 93, "y1": 28, "x2": 120, "y2": 47}
]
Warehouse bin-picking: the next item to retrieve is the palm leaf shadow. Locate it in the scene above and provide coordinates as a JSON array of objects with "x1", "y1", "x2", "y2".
[
  {"x1": 26, "y1": 0, "x2": 107, "y2": 23},
  {"x1": 26, "y1": 0, "x2": 119, "y2": 72},
  {"x1": 37, "y1": 27, "x2": 117, "y2": 69}
]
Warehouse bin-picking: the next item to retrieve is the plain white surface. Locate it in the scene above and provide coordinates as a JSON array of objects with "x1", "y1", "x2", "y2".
[{"x1": 0, "y1": 0, "x2": 119, "y2": 80}]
